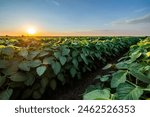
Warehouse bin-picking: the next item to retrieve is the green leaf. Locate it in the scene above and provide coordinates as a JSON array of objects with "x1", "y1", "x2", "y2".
[
  {"x1": 102, "y1": 64, "x2": 112, "y2": 70},
  {"x1": 28, "y1": 50, "x2": 40, "y2": 60},
  {"x1": 9, "y1": 72, "x2": 27, "y2": 82},
  {"x1": 72, "y1": 58, "x2": 78, "y2": 69},
  {"x1": 50, "y1": 79, "x2": 57, "y2": 90},
  {"x1": 115, "y1": 61, "x2": 129, "y2": 69},
  {"x1": 116, "y1": 83, "x2": 143, "y2": 100},
  {"x1": 0, "y1": 89, "x2": 13, "y2": 100},
  {"x1": 80, "y1": 53, "x2": 88, "y2": 65},
  {"x1": 111, "y1": 70, "x2": 127, "y2": 88},
  {"x1": 36, "y1": 66, "x2": 47, "y2": 76},
  {"x1": 52, "y1": 61, "x2": 61, "y2": 75},
  {"x1": 72, "y1": 50, "x2": 78, "y2": 57},
  {"x1": 41, "y1": 77, "x2": 49, "y2": 89},
  {"x1": 24, "y1": 73, "x2": 35, "y2": 86},
  {"x1": 130, "y1": 50, "x2": 142, "y2": 62},
  {"x1": 38, "y1": 51, "x2": 49, "y2": 57},
  {"x1": 70, "y1": 67, "x2": 77, "y2": 77},
  {"x1": 54, "y1": 51, "x2": 61, "y2": 59},
  {"x1": 43, "y1": 57, "x2": 54, "y2": 65},
  {"x1": 100, "y1": 75, "x2": 110, "y2": 82},
  {"x1": 59, "y1": 56, "x2": 67, "y2": 65},
  {"x1": 29, "y1": 59, "x2": 42, "y2": 68},
  {"x1": 18, "y1": 49, "x2": 28, "y2": 58},
  {"x1": 2, "y1": 61, "x2": 19, "y2": 75},
  {"x1": 130, "y1": 70, "x2": 150, "y2": 84},
  {"x1": 0, "y1": 60, "x2": 9, "y2": 68},
  {"x1": 0, "y1": 76, "x2": 6, "y2": 87},
  {"x1": 62, "y1": 48, "x2": 70, "y2": 56},
  {"x1": 83, "y1": 89, "x2": 110, "y2": 100},
  {"x1": 2, "y1": 47, "x2": 14, "y2": 56},
  {"x1": 18, "y1": 61, "x2": 30, "y2": 71},
  {"x1": 57, "y1": 73, "x2": 65, "y2": 84}
]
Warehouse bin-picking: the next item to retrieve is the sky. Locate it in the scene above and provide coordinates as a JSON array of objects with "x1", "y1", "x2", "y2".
[{"x1": 0, "y1": 0, "x2": 150, "y2": 36}]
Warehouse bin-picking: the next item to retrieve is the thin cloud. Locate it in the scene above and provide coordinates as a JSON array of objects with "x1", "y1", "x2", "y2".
[
  {"x1": 61, "y1": 29, "x2": 150, "y2": 36},
  {"x1": 134, "y1": 7, "x2": 149, "y2": 13},
  {"x1": 113, "y1": 14, "x2": 150, "y2": 25}
]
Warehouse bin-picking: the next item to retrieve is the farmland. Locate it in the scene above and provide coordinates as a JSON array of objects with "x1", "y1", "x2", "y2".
[{"x1": 0, "y1": 36, "x2": 149, "y2": 100}]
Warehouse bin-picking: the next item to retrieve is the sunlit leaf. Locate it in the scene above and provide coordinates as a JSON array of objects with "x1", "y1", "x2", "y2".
[{"x1": 36, "y1": 66, "x2": 47, "y2": 76}]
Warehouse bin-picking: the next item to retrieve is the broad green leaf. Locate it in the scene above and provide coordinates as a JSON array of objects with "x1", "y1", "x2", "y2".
[
  {"x1": 70, "y1": 67, "x2": 77, "y2": 77},
  {"x1": 29, "y1": 59, "x2": 42, "y2": 68},
  {"x1": 9, "y1": 72, "x2": 27, "y2": 82},
  {"x1": 115, "y1": 62, "x2": 129, "y2": 69},
  {"x1": 100, "y1": 75, "x2": 110, "y2": 82},
  {"x1": 0, "y1": 60, "x2": 9, "y2": 68},
  {"x1": 18, "y1": 49, "x2": 28, "y2": 58},
  {"x1": 28, "y1": 50, "x2": 40, "y2": 60},
  {"x1": 0, "y1": 89, "x2": 13, "y2": 100},
  {"x1": 54, "y1": 51, "x2": 61, "y2": 59},
  {"x1": 24, "y1": 73, "x2": 35, "y2": 86},
  {"x1": 83, "y1": 89, "x2": 110, "y2": 100},
  {"x1": 62, "y1": 48, "x2": 70, "y2": 56},
  {"x1": 116, "y1": 83, "x2": 143, "y2": 100},
  {"x1": 72, "y1": 58, "x2": 78, "y2": 69},
  {"x1": 130, "y1": 50, "x2": 142, "y2": 60},
  {"x1": 18, "y1": 61, "x2": 30, "y2": 71},
  {"x1": 36, "y1": 66, "x2": 47, "y2": 76},
  {"x1": 59, "y1": 56, "x2": 67, "y2": 65},
  {"x1": 38, "y1": 51, "x2": 49, "y2": 57},
  {"x1": 0, "y1": 76, "x2": 6, "y2": 87},
  {"x1": 50, "y1": 79, "x2": 57, "y2": 90},
  {"x1": 43, "y1": 57, "x2": 54, "y2": 65},
  {"x1": 80, "y1": 53, "x2": 88, "y2": 65},
  {"x1": 57, "y1": 73, "x2": 65, "y2": 84},
  {"x1": 111, "y1": 70, "x2": 127, "y2": 88},
  {"x1": 2, "y1": 61, "x2": 19, "y2": 75},
  {"x1": 52, "y1": 61, "x2": 61, "y2": 75},
  {"x1": 130, "y1": 70, "x2": 150, "y2": 84},
  {"x1": 2, "y1": 47, "x2": 14, "y2": 56},
  {"x1": 41, "y1": 77, "x2": 49, "y2": 89},
  {"x1": 102, "y1": 64, "x2": 112, "y2": 70},
  {"x1": 72, "y1": 50, "x2": 78, "y2": 57}
]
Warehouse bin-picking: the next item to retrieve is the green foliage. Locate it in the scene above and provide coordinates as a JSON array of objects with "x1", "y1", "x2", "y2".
[
  {"x1": 36, "y1": 66, "x2": 47, "y2": 76},
  {"x1": 116, "y1": 83, "x2": 143, "y2": 100},
  {"x1": 111, "y1": 70, "x2": 127, "y2": 88},
  {"x1": 83, "y1": 37, "x2": 150, "y2": 100},
  {"x1": 0, "y1": 36, "x2": 141, "y2": 99},
  {"x1": 0, "y1": 89, "x2": 13, "y2": 100},
  {"x1": 83, "y1": 89, "x2": 111, "y2": 100}
]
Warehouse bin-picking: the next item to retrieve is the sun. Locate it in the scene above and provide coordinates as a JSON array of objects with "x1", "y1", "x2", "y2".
[{"x1": 27, "y1": 27, "x2": 36, "y2": 35}]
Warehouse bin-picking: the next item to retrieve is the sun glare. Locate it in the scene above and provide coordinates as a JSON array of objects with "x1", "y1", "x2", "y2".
[{"x1": 27, "y1": 27, "x2": 36, "y2": 35}]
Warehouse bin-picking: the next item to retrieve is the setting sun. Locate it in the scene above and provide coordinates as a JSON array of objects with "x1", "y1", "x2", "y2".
[{"x1": 27, "y1": 27, "x2": 36, "y2": 35}]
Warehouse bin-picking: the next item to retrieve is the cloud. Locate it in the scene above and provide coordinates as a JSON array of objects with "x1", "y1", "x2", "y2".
[
  {"x1": 53, "y1": 29, "x2": 149, "y2": 36},
  {"x1": 113, "y1": 14, "x2": 150, "y2": 25},
  {"x1": 134, "y1": 7, "x2": 149, "y2": 13}
]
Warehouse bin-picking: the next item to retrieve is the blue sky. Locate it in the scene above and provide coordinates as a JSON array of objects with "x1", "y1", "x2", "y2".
[{"x1": 0, "y1": 0, "x2": 150, "y2": 36}]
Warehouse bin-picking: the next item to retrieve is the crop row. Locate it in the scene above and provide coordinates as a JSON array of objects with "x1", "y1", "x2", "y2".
[
  {"x1": 0, "y1": 37, "x2": 141, "y2": 99},
  {"x1": 83, "y1": 37, "x2": 150, "y2": 100}
]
